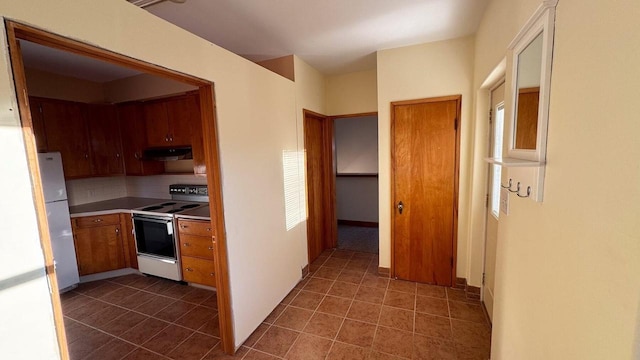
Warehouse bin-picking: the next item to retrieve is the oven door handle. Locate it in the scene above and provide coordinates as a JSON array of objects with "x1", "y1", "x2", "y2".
[
  {"x1": 134, "y1": 216, "x2": 174, "y2": 235},
  {"x1": 133, "y1": 216, "x2": 172, "y2": 225}
]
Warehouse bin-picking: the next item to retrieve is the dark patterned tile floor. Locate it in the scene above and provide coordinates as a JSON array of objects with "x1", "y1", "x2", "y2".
[{"x1": 61, "y1": 250, "x2": 490, "y2": 359}]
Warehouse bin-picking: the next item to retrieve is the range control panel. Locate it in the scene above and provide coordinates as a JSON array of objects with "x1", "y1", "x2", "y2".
[{"x1": 170, "y1": 184, "x2": 208, "y2": 197}]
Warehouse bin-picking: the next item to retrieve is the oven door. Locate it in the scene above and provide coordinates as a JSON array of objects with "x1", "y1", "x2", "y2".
[{"x1": 133, "y1": 215, "x2": 177, "y2": 260}]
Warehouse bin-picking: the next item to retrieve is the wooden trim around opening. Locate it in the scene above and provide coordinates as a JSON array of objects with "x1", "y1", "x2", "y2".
[
  {"x1": 337, "y1": 220, "x2": 379, "y2": 228},
  {"x1": 336, "y1": 173, "x2": 378, "y2": 177},
  {"x1": 389, "y1": 95, "x2": 462, "y2": 286},
  {"x1": 5, "y1": 20, "x2": 235, "y2": 354},
  {"x1": 5, "y1": 21, "x2": 69, "y2": 360},
  {"x1": 329, "y1": 111, "x2": 378, "y2": 120}
]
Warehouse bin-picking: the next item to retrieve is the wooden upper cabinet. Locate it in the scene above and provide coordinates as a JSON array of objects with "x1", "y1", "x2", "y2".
[
  {"x1": 39, "y1": 98, "x2": 92, "y2": 178},
  {"x1": 86, "y1": 104, "x2": 124, "y2": 176},
  {"x1": 165, "y1": 96, "x2": 195, "y2": 146},
  {"x1": 143, "y1": 101, "x2": 171, "y2": 147},
  {"x1": 118, "y1": 103, "x2": 164, "y2": 176},
  {"x1": 143, "y1": 93, "x2": 203, "y2": 150},
  {"x1": 29, "y1": 97, "x2": 48, "y2": 152}
]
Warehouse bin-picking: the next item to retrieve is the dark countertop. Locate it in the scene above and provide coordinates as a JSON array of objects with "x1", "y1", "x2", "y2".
[
  {"x1": 69, "y1": 197, "x2": 166, "y2": 217},
  {"x1": 175, "y1": 205, "x2": 211, "y2": 221}
]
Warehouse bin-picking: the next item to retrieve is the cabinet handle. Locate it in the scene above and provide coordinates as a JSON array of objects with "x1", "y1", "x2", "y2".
[
  {"x1": 208, "y1": 246, "x2": 214, "y2": 251},
  {"x1": 209, "y1": 273, "x2": 215, "y2": 277},
  {"x1": 185, "y1": 268, "x2": 193, "y2": 272},
  {"x1": 169, "y1": 136, "x2": 173, "y2": 142},
  {"x1": 84, "y1": 153, "x2": 89, "y2": 159},
  {"x1": 165, "y1": 135, "x2": 169, "y2": 142},
  {"x1": 134, "y1": 152, "x2": 140, "y2": 160},
  {"x1": 183, "y1": 243, "x2": 190, "y2": 247},
  {"x1": 180, "y1": 225, "x2": 187, "y2": 229},
  {"x1": 93, "y1": 219, "x2": 103, "y2": 223},
  {"x1": 206, "y1": 228, "x2": 211, "y2": 232},
  {"x1": 116, "y1": 153, "x2": 120, "y2": 158},
  {"x1": 115, "y1": 228, "x2": 119, "y2": 234}
]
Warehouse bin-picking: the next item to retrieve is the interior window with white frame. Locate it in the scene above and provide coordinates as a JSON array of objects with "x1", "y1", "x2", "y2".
[{"x1": 491, "y1": 103, "x2": 505, "y2": 218}]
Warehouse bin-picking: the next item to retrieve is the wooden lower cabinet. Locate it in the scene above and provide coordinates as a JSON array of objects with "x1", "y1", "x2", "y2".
[
  {"x1": 120, "y1": 213, "x2": 138, "y2": 270},
  {"x1": 72, "y1": 214, "x2": 125, "y2": 276},
  {"x1": 182, "y1": 257, "x2": 216, "y2": 287},
  {"x1": 177, "y1": 218, "x2": 216, "y2": 287}
]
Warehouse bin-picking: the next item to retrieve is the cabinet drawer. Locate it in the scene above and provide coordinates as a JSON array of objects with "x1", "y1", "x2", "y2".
[
  {"x1": 74, "y1": 213, "x2": 121, "y2": 228},
  {"x1": 179, "y1": 234, "x2": 214, "y2": 259},
  {"x1": 182, "y1": 256, "x2": 216, "y2": 287},
  {"x1": 177, "y1": 219, "x2": 212, "y2": 237}
]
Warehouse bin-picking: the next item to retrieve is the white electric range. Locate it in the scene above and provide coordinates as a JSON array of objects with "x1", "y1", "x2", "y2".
[{"x1": 131, "y1": 184, "x2": 208, "y2": 281}]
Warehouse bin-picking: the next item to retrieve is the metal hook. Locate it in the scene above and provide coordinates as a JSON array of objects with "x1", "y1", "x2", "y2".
[
  {"x1": 516, "y1": 186, "x2": 532, "y2": 198},
  {"x1": 501, "y1": 179, "x2": 512, "y2": 190},
  {"x1": 508, "y1": 181, "x2": 521, "y2": 193}
]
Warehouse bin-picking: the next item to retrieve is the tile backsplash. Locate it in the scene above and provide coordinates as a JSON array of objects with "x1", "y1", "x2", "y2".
[
  {"x1": 66, "y1": 176, "x2": 127, "y2": 206},
  {"x1": 66, "y1": 174, "x2": 206, "y2": 206},
  {"x1": 126, "y1": 174, "x2": 207, "y2": 199}
]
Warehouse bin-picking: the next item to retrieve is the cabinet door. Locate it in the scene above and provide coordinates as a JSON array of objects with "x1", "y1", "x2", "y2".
[
  {"x1": 188, "y1": 95, "x2": 206, "y2": 175},
  {"x1": 41, "y1": 99, "x2": 92, "y2": 178},
  {"x1": 87, "y1": 104, "x2": 124, "y2": 176},
  {"x1": 120, "y1": 213, "x2": 138, "y2": 269},
  {"x1": 143, "y1": 101, "x2": 170, "y2": 147},
  {"x1": 29, "y1": 97, "x2": 48, "y2": 152},
  {"x1": 165, "y1": 96, "x2": 196, "y2": 146},
  {"x1": 118, "y1": 103, "x2": 164, "y2": 176},
  {"x1": 74, "y1": 224, "x2": 125, "y2": 275}
]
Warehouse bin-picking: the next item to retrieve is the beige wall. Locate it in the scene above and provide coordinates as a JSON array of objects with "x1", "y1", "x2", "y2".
[
  {"x1": 326, "y1": 69, "x2": 377, "y2": 115},
  {"x1": 25, "y1": 67, "x2": 105, "y2": 103},
  {"x1": 377, "y1": 36, "x2": 475, "y2": 276},
  {"x1": 1, "y1": 0, "x2": 304, "y2": 351},
  {"x1": 474, "y1": 0, "x2": 640, "y2": 358}
]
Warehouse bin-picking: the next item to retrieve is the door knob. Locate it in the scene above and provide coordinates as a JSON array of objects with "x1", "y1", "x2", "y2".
[{"x1": 397, "y1": 201, "x2": 404, "y2": 214}]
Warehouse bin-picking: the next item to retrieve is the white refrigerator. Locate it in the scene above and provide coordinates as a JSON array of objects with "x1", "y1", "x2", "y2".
[{"x1": 38, "y1": 152, "x2": 79, "y2": 291}]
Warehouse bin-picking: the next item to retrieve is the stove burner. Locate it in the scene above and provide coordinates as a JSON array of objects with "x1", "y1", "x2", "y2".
[
  {"x1": 180, "y1": 204, "x2": 199, "y2": 209},
  {"x1": 161, "y1": 202, "x2": 177, "y2": 206},
  {"x1": 167, "y1": 209, "x2": 183, "y2": 213},
  {"x1": 141, "y1": 205, "x2": 164, "y2": 211}
]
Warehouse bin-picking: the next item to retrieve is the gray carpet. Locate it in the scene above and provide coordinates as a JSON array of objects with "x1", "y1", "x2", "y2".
[{"x1": 337, "y1": 225, "x2": 379, "y2": 254}]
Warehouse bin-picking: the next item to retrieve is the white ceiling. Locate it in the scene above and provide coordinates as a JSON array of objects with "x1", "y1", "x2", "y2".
[
  {"x1": 147, "y1": 0, "x2": 490, "y2": 74},
  {"x1": 19, "y1": 0, "x2": 490, "y2": 82}
]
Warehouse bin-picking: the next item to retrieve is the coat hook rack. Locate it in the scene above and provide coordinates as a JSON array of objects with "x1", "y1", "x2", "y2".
[
  {"x1": 508, "y1": 181, "x2": 521, "y2": 194},
  {"x1": 501, "y1": 178, "x2": 513, "y2": 190},
  {"x1": 516, "y1": 185, "x2": 532, "y2": 198}
]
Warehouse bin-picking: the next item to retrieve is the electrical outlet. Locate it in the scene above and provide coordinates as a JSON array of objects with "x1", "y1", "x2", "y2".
[{"x1": 500, "y1": 187, "x2": 510, "y2": 215}]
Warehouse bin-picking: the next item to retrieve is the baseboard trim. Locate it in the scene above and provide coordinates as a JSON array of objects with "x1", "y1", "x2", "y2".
[
  {"x1": 337, "y1": 219, "x2": 379, "y2": 228},
  {"x1": 301, "y1": 265, "x2": 309, "y2": 279},
  {"x1": 378, "y1": 267, "x2": 390, "y2": 277},
  {"x1": 79, "y1": 268, "x2": 140, "y2": 283}
]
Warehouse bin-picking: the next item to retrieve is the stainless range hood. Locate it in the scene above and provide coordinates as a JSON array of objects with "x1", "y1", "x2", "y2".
[{"x1": 143, "y1": 147, "x2": 192, "y2": 161}]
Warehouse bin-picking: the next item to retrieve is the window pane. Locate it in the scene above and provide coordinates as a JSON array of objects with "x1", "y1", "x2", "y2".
[{"x1": 490, "y1": 104, "x2": 505, "y2": 218}]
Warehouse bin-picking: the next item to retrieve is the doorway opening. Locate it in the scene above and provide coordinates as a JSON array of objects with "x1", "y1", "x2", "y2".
[
  {"x1": 333, "y1": 113, "x2": 379, "y2": 254},
  {"x1": 5, "y1": 21, "x2": 235, "y2": 356}
]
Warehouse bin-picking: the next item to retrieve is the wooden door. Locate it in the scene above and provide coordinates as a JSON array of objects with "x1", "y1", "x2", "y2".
[
  {"x1": 40, "y1": 99, "x2": 92, "y2": 178},
  {"x1": 118, "y1": 103, "x2": 164, "y2": 176},
  {"x1": 143, "y1": 101, "x2": 170, "y2": 147},
  {"x1": 304, "y1": 110, "x2": 336, "y2": 264},
  {"x1": 87, "y1": 104, "x2": 124, "y2": 175},
  {"x1": 391, "y1": 96, "x2": 461, "y2": 286}
]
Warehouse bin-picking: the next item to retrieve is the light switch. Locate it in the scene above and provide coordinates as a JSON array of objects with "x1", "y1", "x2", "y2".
[{"x1": 500, "y1": 187, "x2": 510, "y2": 215}]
